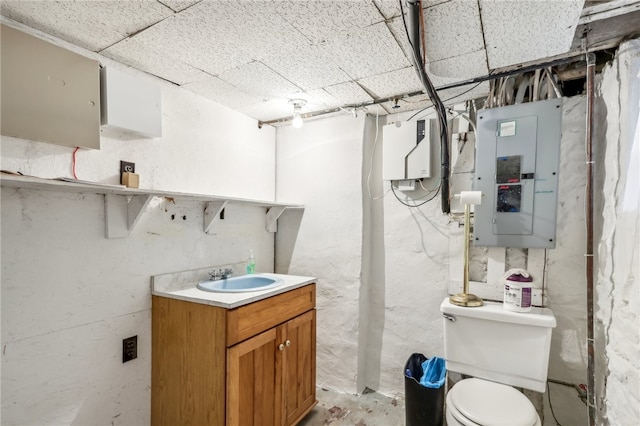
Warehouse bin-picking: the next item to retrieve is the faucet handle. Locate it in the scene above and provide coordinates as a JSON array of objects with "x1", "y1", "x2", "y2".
[
  {"x1": 222, "y1": 267, "x2": 233, "y2": 279},
  {"x1": 208, "y1": 267, "x2": 234, "y2": 280}
]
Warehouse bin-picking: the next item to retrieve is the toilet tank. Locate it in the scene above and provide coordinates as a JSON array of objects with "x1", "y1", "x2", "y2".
[{"x1": 441, "y1": 298, "x2": 556, "y2": 392}]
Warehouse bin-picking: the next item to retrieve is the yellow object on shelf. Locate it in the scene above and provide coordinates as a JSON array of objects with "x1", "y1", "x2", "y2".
[{"x1": 122, "y1": 172, "x2": 139, "y2": 188}]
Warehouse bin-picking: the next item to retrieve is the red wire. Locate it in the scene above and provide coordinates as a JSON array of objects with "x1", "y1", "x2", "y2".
[{"x1": 72, "y1": 147, "x2": 79, "y2": 179}]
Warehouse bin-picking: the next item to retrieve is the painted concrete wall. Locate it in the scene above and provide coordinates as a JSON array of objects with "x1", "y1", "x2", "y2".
[
  {"x1": 275, "y1": 114, "x2": 366, "y2": 391},
  {"x1": 1, "y1": 24, "x2": 277, "y2": 425},
  {"x1": 596, "y1": 39, "x2": 640, "y2": 425},
  {"x1": 540, "y1": 96, "x2": 589, "y2": 425},
  {"x1": 0, "y1": 19, "x2": 276, "y2": 200},
  {"x1": 274, "y1": 98, "x2": 595, "y2": 425},
  {"x1": 3, "y1": 17, "x2": 637, "y2": 426},
  {"x1": 375, "y1": 111, "x2": 450, "y2": 396},
  {"x1": 371, "y1": 96, "x2": 592, "y2": 417}
]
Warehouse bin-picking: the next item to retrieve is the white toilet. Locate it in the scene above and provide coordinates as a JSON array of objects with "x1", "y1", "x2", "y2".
[{"x1": 440, "y1": 297, "x2": 556, "y2": 426}]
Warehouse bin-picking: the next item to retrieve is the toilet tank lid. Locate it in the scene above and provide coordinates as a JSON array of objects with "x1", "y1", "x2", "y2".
[{"x1": 440, "y1": 298, "x2": 556, "y2": 328}]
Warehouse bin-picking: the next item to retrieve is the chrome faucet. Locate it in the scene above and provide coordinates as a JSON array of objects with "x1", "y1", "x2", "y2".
[
  {"x1": 208, "y1": 267, "x2": 234, "y2": 281},
  {"x1": 221, "y1": 267, "x2": 233, "y2": 279}
]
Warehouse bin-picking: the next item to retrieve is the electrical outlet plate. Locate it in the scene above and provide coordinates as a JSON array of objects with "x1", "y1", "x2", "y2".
[
  {"x1": 120, "y1": 161, "x2": 135, "y2": 175},
  {"x1": 120, "y1": 161, "x2": 136, "y2": 185},
  {"x1": 122, "y1": 335, "x2": 137, "y2": 363}
]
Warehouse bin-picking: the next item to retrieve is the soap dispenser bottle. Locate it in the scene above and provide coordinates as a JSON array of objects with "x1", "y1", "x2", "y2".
[{"x1": 246, "y1": 249, "x2": 255, "y2": 274}]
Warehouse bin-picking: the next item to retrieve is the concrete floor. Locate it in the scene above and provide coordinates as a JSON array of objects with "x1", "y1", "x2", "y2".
[
  {"x1": 299, "y1": 388, "x2": 406, "y2": 426},
  {"x1": 298, "y1": 384, "x2": 581, "y2": 426}
]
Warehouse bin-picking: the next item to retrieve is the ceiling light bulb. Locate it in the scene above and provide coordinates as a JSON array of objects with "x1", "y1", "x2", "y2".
[
  {"x1": 292, "y1": 113, "x2": 303, "y2": 128},
  {"x1": 289, "y1": 98, "x2": 307, "y2": 129}
]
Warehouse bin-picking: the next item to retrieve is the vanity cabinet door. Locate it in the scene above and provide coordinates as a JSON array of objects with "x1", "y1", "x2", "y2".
[
  {"x1": 227, "y1": 328, "x2": 279, "y2": 426},
  {"x1": 226, "y1": 309, "x2": 317, "y2": 426},
  {"x1": 280, "y1": 310, "x2": 317, "y2": 426}
]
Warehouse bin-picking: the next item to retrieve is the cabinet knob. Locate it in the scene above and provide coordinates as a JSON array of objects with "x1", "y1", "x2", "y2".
[
  {"x1": 278, "y1": 343, "x2": 285, "y2": 351},
  {"x1": 285, "y1": 340, "x2": 291, "y2": 347}
]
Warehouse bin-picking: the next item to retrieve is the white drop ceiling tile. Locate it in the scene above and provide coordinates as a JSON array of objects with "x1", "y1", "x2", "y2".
[
  {"x1": 159, "y1": 0, "x2": 201, "y2": 13},
  {"x1": 383, "y1": 81, "x2": 489, "y2": 111},
  {"x1": 242, "y1": 90, "x2": 348, "y2": 122},
  {"x1": 128, "y1": 14, "x2": 243, "y2": 75},
  {"x1": 358, "y1": 67, "x2": 423, "y2": 99},
  {"x1": 386, "y1": 16, "x2": 415, "y2": 62},
  {"x1": 275, "y1": 90, "x2": 342, "y2": 112},
  {"x1": 218, "y1": 62, "x2": 302, "y2": 99},
  {"x1": 373, "y1": 0, "x2": 459, "y2": 20},
  {"x1": 223, "y1": 0, "x2": 313, "y2": 56},
  {"x1": 436, "y1": 81, "x2": 490, "y2": 106},
  {"x1": 387, "y1": 0, "x2": 483, "y2": 65},
  {"x1": 275, "y1": 0, "x2": 384, "y2": 44},
  {"x1": 324, "y1": 22, "x2": 411, "y2": 79},
  {"x1": 373, "y1": 0, "x2": 407, "y2": 19},
  {"x1": 424, "y1": 0, "x2": 484, "y2": 62},
  {"x1": 130, "y1": 0, "x2": 309, "y2": 76},
  {"x1": 379, "y1": 78, "x2": 489, "y2": 116},
  {"x1": 426, "y1": 49, "x2": 489, "y2": 82},
  {"x1": 262, "y1": 45, "x2": 352, "y2": 91},
  {"x1": 355, "y1": 49, "x2": 487, "y2": 103},
  {"x1": 102, "y1": 37, "x2": 208, "y2": 85},
  {"x1": 182, "y1": 76, "x2": 264, "y2": 110},
  {"x1": 324, "y1": 82, "x2": 374, "y2": 106},
  {"x1": 479, "y1": 0, "x2": 585, "y2": 69},
  {"x1": 379, "y1": 94, "x2": 433, "y2": 115},
  {"x1": 372, "y1": 0, "x2": 400, "y2": 19},
  {"x1": 237, "y1": 98, "x2": 296, "y2": 122},
  {"x1": 0, "y1": 0, "x2": 173, "y2": 52},
  {"x1": 304, "y1": 89, "x2": 343, "y2": 110}
]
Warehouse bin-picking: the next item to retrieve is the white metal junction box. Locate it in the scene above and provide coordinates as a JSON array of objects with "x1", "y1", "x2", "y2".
[
  {"x1": 100, "y1": 66, "x2": 162, "y2": 139},
  {"x1": 473, "y1": 99, "x2": 563, "y2": 248},
  {"x1": 0, "y1": 24, "x2": 101, "y2": 150},
  {"x1": 382, "y1": 119, "x2": 431, "y2": 181}
]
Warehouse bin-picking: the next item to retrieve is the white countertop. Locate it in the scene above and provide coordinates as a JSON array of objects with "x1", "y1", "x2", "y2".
[{"x1": 151, "y1": 269, "x2": 316, "y2": 309}]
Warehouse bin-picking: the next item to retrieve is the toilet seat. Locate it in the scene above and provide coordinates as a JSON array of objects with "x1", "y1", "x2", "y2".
[{"x1": 447, "y1": 378, "x2": 540, "y2": 426}]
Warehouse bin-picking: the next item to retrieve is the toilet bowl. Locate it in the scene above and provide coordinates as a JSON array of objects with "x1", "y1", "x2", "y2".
[{"x1": 445, "y1": 378, "x2": 541, "y2": 426}]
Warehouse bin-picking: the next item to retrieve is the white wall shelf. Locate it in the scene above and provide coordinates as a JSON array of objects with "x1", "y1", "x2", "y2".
[{"x1": 1, "y1": 173, "x2": 303, "y2": 238}]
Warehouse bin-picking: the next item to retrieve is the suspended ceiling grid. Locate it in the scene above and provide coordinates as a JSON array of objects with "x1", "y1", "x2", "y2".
[{"x1": 0, "y1": 0, "x2": 599, "y2": 124}]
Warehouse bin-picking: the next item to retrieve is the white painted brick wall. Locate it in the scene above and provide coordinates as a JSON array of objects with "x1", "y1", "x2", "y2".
[
  {"x1": 596, "y1": 38, "x2": 640, "y2": 425},
  {"x1": 275, "y1": 114, "x2": 366, "y2": 391},
  {"x1": 1, "y1": 25, "x2": 278, "y2": 425}
]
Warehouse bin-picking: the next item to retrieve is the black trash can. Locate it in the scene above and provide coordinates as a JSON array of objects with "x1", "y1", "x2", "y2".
[{"x1": 404, "y1": 353, "x2": 445, "y2": 426}]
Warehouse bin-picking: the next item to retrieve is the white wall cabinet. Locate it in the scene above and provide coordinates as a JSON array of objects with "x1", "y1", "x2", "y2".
[{"x1": 100, "y1": 66, "x2": 162, "y2": 139}]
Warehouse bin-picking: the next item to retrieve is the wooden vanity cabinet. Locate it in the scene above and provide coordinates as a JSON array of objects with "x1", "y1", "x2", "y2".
[{"x1": 152, "y1": 284, "x2": 316, "y2": 426}]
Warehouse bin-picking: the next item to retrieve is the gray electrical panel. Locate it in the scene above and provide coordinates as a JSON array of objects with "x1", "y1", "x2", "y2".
[{"x1": 473, "y1": 99, "x2": 562, "y2": 248}]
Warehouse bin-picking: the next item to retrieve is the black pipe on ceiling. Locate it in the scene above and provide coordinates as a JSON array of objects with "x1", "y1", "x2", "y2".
[{"x1": 404, "y1": 0, "x2": 450, "y2": 214}]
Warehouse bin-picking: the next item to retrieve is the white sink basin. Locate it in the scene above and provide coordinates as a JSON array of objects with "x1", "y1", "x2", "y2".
[{"x1": 197, "y1": 274, "x2": 284, "y2": 293}]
